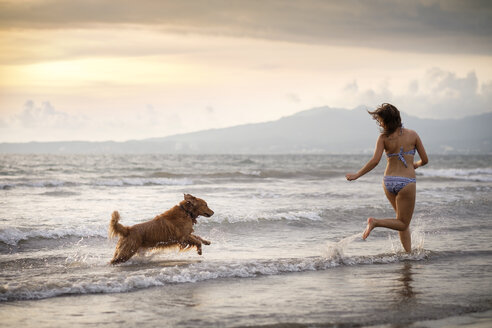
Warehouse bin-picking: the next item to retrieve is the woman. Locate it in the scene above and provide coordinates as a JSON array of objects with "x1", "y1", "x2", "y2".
[{"x1": 346, "y1": 103, "x2": 428, "y2": 252}]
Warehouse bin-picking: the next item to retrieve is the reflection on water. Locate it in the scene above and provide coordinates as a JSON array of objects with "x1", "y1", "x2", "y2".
[{"x1": 395, "y1": 261, "x2": 417, "y2": 305}]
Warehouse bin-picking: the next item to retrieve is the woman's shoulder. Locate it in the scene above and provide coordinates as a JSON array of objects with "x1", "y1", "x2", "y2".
[
  {"x1": 404, "y1": 128, "x2": 419, "y2": 137},
  {"x1": 403, "y1": 128, "x2": 421, "y2": 146}
]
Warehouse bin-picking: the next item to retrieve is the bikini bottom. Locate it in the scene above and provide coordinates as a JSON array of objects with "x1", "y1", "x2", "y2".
[{"x1": 383, "y1": 176, "x2": 416, "y2": 195}]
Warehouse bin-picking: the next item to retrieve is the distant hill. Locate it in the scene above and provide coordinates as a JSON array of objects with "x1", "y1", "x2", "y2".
[{"x1": 1, "y1": 106, "x2": 491, "y2": 154}]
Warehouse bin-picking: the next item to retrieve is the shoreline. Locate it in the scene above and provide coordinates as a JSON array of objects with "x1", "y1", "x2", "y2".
[{"x1": 2, "y1": 259, "x2": 491, "y2": 328}]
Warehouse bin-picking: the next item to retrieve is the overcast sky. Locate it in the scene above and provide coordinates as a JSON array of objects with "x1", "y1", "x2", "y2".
[{"x1": 1, "y1": 0, "x2": 491, "y2": 142}]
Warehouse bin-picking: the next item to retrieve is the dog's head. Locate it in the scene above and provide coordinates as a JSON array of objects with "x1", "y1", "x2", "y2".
[{"x1": 180, "y1": 194, "x2": 214, "y2": 221}]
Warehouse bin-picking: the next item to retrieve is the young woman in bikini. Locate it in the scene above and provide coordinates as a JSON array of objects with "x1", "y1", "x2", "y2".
[{"x1": 345, "y1": 103, "x2": 428, "y2": 252}]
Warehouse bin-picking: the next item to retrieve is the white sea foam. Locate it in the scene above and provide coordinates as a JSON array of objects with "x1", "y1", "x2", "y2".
[
  {"x1": 323, "y1": 233, "x2": 361, "y2": 260},
  {"x1": 0, "y1": 177, "x2": 194, "y2": 189},
  {"x1": 0, "y1": 251, "x2": 433, "y2": 302},
  {"x1": 0, "y1": 179, "x2": 73, "y2": 189},
  {"x1": 93, "y1": 177, "x2": 194, "y2": 186},
  {"x1": 418, "y1": 168, "x2": 492, "y2": 182},
  {"x1": 238, "y1": 170, "x2": 262, "y2": 177},
  {"x1": 204, "y1": 210, "x2": 323, "y2": 224},
  {"x1": 0, "y1": 226, "x2": 107, "y2": 246},
  {"x1": 26, "y1": 180, "x2": 68, "y2": 188},
  {"x1": 0, "y1": 183, "x2": 14, "y2": 189},
  {"x1": 0, "y1": 210, "x2": 323, "y2": 247}
]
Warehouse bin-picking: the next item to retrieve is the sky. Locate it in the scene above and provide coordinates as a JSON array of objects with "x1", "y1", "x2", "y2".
[{"x1": 0, "y1": 0, "x2": 491, "y2": 142}]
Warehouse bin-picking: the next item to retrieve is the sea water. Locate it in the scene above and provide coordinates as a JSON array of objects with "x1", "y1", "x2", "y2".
[{"x1": 0, "y1": 154, "x2": 491, "y2": 327}]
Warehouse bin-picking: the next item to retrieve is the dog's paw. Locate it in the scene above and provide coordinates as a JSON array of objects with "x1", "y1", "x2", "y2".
[
  {"x1": 202, "y1": 240, "x2": 211, "y2": 245},
  {"x1": 197, "y1": 247, "x2": 202, "y2": 255}
]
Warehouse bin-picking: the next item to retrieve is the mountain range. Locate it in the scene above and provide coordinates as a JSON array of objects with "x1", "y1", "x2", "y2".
[{"x1": 1, "y1": 106, "x2": 491, "y2": 154}]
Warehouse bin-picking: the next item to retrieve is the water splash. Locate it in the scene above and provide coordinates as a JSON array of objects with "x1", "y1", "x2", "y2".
[
  {"x1": 411, "y1": 215, "x2": 426, "y2": 251},
  {"x1": 322, "y1": 233, "x2": 361, "y2": 260},
  {"x1": 388, "y1": 215, "x2": 426, "y2": 254}
]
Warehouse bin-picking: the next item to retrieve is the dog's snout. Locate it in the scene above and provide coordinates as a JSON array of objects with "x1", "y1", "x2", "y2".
[{"x1": 206, "y1": 209, "x2": 214, "y2": 217}]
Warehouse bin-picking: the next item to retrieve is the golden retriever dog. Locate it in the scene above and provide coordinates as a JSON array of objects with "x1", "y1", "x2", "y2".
[{"x1": 109, "y1": 194, "x2": 213, "y2": 264}]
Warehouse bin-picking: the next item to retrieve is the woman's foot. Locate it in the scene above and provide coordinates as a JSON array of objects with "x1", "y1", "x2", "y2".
[{"x1": 362, "y1": 217, "x2": 376, "y2": 240}]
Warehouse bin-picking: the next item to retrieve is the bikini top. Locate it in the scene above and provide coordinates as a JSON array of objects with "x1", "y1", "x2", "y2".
[
  {"x1": 385, "y1": 126, "x2": 416, "y2": 168},
  {"x1": 386, "y1": 147, "x2": 416, "y2": 168}
]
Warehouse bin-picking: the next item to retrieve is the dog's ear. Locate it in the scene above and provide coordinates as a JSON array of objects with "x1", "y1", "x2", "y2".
[{"x1": 184, "y1": 194, "x2": 196, "y2": 203}]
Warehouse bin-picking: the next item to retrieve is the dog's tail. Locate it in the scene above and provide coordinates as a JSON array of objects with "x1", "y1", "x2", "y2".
[{"x1": 108, "y1": 211, "x2": 130, "y2": 239}]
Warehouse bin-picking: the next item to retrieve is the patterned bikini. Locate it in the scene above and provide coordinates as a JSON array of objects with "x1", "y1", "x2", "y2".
[{"x1": 384, "y1": 146, "x2": 416, "y2": 195}]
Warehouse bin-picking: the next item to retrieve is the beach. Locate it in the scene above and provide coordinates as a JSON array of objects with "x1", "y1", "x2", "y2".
[{"x1": 1, "y1": 154, "x2": 491, "y2": 327}]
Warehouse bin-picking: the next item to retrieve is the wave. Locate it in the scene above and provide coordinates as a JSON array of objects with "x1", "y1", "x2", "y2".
[
  {"x1": 153, "y1": 169, "x2": 341, "y2": 179},
  {"x1": 0, "y1": 250, "x2": 429, "y2": 302},
  {"x1": 418, "y1": 168, "x2": 492, "y2": 182},
  {"x1": 205, "y1": 211, "x2": 323, "y2": 224},
  {"x1": 93, "y1": 177, "x2": 193, "y2": 186},
  {"x1": 41, "y1": 190, "x2": 80, "y2": 197},
  {"x1": 0, "y1": 209, "x2": 325, "y2": 247},
  {"x1": 0, "y1": 226, "x2": 107, "y2": 246},
  {"x1": 0, "y1": 211, "x2": 323, "y2": 248},
  {"x1": 0, "y1": 177, "x2": 194, "y2": 190},
  {"x1": 0, "y1": 168, "x2": 345, "y2": 190},
  {"x1": 152, "y1": 171, "x2": 260, "y2": 179},
  {"x1": 3, "y1": 247, "x2": 489, "y2": 302},
  {"x1": 0, "y1": 180, "x2": 72, "y2": 189}
]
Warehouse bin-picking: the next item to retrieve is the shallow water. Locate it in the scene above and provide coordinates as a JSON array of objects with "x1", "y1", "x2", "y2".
[{"x1": 0, "y1": 154, "x2": 491, "y2": 327}]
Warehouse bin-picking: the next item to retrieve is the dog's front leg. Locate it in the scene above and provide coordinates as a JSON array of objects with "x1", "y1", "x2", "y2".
[
  {"x1": 184, "y1": 235, "x2": 204, "y2": 255},
  {"x1": 191, "y1": 233, "x2": 211, "y2": 245}
]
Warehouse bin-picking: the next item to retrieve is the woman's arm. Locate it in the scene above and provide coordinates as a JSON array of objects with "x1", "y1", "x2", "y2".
[
  {"x1": 346, "y1": 135, "x2": 384, "y2": 181},
  {"x1": 413, "y1": 133, "x2": 428, "y2": 169}
]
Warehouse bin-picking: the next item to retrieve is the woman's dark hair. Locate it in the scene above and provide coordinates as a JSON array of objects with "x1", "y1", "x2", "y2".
[{"x1": 368, "y1": 103, "x2": 402, "y2": 136}]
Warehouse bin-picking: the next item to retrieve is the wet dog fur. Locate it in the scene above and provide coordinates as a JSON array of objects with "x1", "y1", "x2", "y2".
[{"x1": 108, "y1": 194, "x2": 213, "y2": 264}]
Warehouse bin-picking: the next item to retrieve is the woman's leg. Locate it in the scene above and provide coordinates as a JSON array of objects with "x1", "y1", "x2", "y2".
[
  {"x1": 362, "y1": 183, "x2": 416, "y2": 252},
  {"x1": 395, "y1": 184, "x2": 415, "y2": 252},
  {"x1": 362, "y1": 182, "x2": 397, "y2": 239}
]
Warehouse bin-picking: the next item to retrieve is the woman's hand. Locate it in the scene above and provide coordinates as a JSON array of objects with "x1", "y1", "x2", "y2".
[{"x1": 346, "y1": 173, "x2": 359, "y2": 181}]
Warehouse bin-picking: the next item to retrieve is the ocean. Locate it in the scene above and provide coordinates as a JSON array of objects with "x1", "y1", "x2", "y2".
[{"x1": 1, "y1": 154, "x2": 491, "y2": 327}]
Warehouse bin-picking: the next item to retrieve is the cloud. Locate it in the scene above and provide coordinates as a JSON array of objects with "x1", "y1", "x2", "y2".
[
  {"x1": 0, "y1": 101, "x2": 91, "y2": 141},
  {"x1": 0, "y1": 28, "x2": 205, "y2": 65},
  {"x1": 286, "y1": 93, "x2": 301, "y2": 104},
  {"x1": 424, "y1": 68, "x2": 478, "y2": 98},
  {"x1": 343, "y1": 68, "x2": 492, "y2": 118},
  {"x1": 0, "y1": 100, "x2": 188, "y2": 142},
  {"x1": 136, "y1": 104, "x2": 159, "y2": 127},
  {"x1": 408, "y1": 80, "x2": 419, "y2": 94},
  {"x1": 344, "y1": 81, "x2": 358, "y2": 93},
  {"x1": 15, "y1": 100, "x2": 82, "y2": 129},
  {"x1": 0, "y1": 0, "x2": 491, "y2": 55}
]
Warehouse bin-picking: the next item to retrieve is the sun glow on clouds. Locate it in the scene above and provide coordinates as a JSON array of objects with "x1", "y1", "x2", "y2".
[
  {"x1": 0, "y1": 29, "x2": 212, "y2": 88},
  {"x1": 3, "y1": 26, "x2": 489, "y2": 92},
  {"x1": 8, "y1": 57, "x2": 196, "y2": 87}
]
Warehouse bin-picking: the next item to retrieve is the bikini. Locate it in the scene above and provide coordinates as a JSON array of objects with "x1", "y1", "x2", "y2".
[{"x1": 384, "y1": 146, "x2": 417, "y2": 195}]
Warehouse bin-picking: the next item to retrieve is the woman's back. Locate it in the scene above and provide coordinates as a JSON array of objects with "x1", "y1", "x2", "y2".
[{"x1": 383, "y1": 128, "x2": 418, "y2": 178}]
